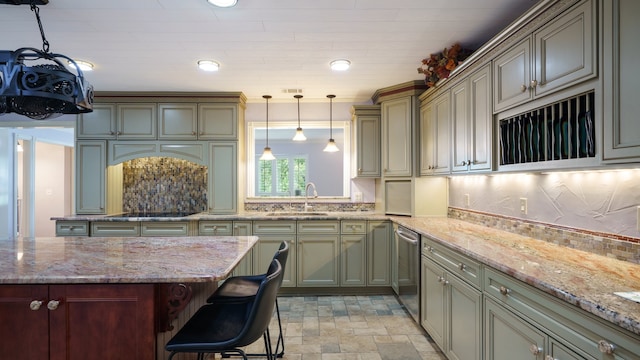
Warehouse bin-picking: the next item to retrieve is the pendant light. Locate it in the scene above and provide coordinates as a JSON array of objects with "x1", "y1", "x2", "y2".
[
  {"x1": 292, "y1": 95, "x2": 307, "y2": 141},
  {"x1": 323, "y1": 94, "x2": 339, "y2": 152},
  {"x1": 260, "y1": 95, "x2": 276, "y2": 161}
]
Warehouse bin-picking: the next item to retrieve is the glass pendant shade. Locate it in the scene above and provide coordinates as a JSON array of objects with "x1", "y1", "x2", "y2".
[
  {"x1": 323, "y1": 94, "x2": 339, "y2": 152},
  {"x1": 292, "y1": 94, "x2": 306, "y2": 141},
  {"x1": 260, "y1": 95, "x2": 275, "y2": 160}
]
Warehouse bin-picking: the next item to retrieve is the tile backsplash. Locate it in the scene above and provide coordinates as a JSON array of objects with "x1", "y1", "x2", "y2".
[{"x1": 122, "y1": 157, "x2": 207, "y2": 213}]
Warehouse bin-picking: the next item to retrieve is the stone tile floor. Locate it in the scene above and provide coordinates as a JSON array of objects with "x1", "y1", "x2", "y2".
[{"x1": 239, "y1": 295, "x2": 448, "y2": 360}]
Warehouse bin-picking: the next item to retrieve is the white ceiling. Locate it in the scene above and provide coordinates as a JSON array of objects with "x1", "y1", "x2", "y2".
[{"x1": 0, "y1": 0, "x2": 537, "y2": 104}]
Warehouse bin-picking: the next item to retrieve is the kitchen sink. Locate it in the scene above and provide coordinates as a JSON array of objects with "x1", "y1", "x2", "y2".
[{"x1": 265, "y1": 212, "x2": 329, "y2": 216}]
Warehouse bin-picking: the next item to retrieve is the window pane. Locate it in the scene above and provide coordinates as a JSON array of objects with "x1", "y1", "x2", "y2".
[
  {"x1": 294, "y1": 157, "x2": 306, "y2": 192},
  {"x1": 258, "y1": 160, "x2": 272, "y2": 194},
  {"x1": 276, "y1": 159, "x2": 289, "y2": 193}
]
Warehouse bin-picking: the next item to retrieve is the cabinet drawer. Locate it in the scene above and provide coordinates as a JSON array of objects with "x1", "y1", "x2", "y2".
[
  {"x1": 140, "y1": 222, "x2": 188, "y2": 236},
  {"x1": 198, "y1": 221, "x2": 233, "y2": 236},
  {"x1": 423, "y1": 236, "x2": 482, "y2": 289},
  {"x1": 252, "y1": 221, "x2": 296, "y2": 234},
  {"x1": 341, "y1": 220, "x2": 366, "y2": 234},
  {"x1": 297, "y1": 220, "x2": 339, "y2": 234},
  {"x1": 484, "y1": 267, "x2": 640, "y2": 359},
  {"x1": 91, "y1": 222, "x2": 140, "y2": 237},
  {"x1": 56, "y1": 221, "x2": 89, "y2": 236}
]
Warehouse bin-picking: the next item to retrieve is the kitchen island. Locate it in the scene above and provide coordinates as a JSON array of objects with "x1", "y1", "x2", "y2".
[{"x1": 0, "y1": 235, "x2": 257, "y2": 360}]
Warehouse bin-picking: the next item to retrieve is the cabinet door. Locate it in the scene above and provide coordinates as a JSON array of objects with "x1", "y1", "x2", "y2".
[
  {"x1": 447, "y1": 274, "x2": 482, "y2": 360},
  {"x1": 297, "y1": 234, "x2": 339, "y2": 286},
  {"x1": 198, "y1": 104, "x2": 238, "y2": 140},
  {"x1": 451, "y1": 80, "x2": 470, "y2": 172},
  {"x1": 355, "y1": 114, "x2": 381, "y2": 177},
  {"x1": 116, "y1": 104, "x2": 157, "y2": 139},
  {"x1": 433, "y1": 91, "x2": 451, "y2": 174},
  {"x1": 253, "y1": 235, "x2": 296, "y2": 287},
  {"x1": 421, "y1": 258, "x2": 446, "y2": 349},
  {"x1": 0, "y1": 285, "x2": 49, "y2": 359},
  {"x1": 494, "y1": 38, "x2": 532, "y2": 112},
  {"x1": 603, "y1": 0, "x2": 640, "y2": 162},
  {"x1": 367, "y1": 221, "x2": 391, "y2": 286},
  {"x1": 208, "y1": 142, "x2": 237, "y2": 214},
  {"x1": 484, "y1": 298, "x2": 546, "y2": 360},
  {"x1": 382, "y1": 97, "x2": 413, "y2": 177},
  {"x1": 232, "y1": 221, "x2": 253, "y2": 276},
  {"x1": 533, "y1": 0, "x2": 596, "y2": 97},
  {"x1": 468, "y1": 64, "x2": 492, "y2": 172},
  {"x1": 48, "y1": 284, "x2": 155, "y2": 360},
  {"x1": 76, "y1": 104, "x2": 117, "y2": 139},
  {"x1": 419, "y1": 101, "x2": 435, "y2": 175},
  {"x1": 341, "y1": 234, "x2": 366, "y2": 286},
  {"x1": 75, "y1": 141, "x2": 106, "y2": 214},
  {"x1": 158, "y1": 103, "x2": 198, "y2": 140}
]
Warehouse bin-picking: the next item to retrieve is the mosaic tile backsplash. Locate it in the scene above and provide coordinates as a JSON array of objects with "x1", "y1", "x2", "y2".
[{"x1": 122, "y1": 157, "x2": 207, "y2": 214}]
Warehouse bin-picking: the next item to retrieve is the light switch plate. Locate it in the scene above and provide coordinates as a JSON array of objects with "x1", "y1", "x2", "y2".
[
  {"x1": 637, "y1": 206, "x2": 640, "y2": 232},
  {"x1": 520, "y1": 198, "x2": 528, "y2": 214},
  {"x1": 464, "y1": 194, "x2": 470, "y2": 207}
]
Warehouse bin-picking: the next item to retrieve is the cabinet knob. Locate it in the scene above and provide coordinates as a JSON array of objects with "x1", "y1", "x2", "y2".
[
  {"x1": 458, "y1": 263, "x2": 466, "y2": 271},
  {"x1": 597, "y1": 340, "x2": 616, "y2": 354},
  {"x1": 545, "y1": 356, "x2": 557, "y2": 360},
  {"x1": 192, "y1": 131, "x2": 197, "y2": 136},
  {"x1": 499, "y1": 286, "x2": 511, "y2": 296},
  {"x1": 117, "y1": 131, "x2": 122, "y2": 135},
  {"x1": 520, "y1": 84, "x2": 527, "y2": 92},
  {"x1": 426, "y1": 246, "x2": 434, "y2": 253},
  {"x1": 47, "y1": 299, "x2": 60, "y2": 311},
  {"x1": 68, "y1": 226, "x2": 75, "y2": 230},
  {"x1": 358, "y1": 168, "x2": 362, "y2": 174},
  {"x1": 530, "y1": 79, "x2": 538, "y2": 89},
  {"x1": 30, "y1": 300, "x2": 43, "y2": 311},
  {"x1": 109, "y1": 131, "x2": 116, "y2": 135},
  {"x1": 529, "y1": 344, "x2": 542, "y2": 355}
]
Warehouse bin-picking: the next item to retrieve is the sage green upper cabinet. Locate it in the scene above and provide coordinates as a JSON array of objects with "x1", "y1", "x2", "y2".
[
  {"x1": 382, "y1": 97, "x2": 414, "y2": 177},
  {"x1": 197, "y1": 104, "x2": 238, "y2": 140},
  {"x1": 116, "y1": 103, "x2": 157, "y2": 139},
  {"x1": 158, "y1": 103, "x2": 198, "y2": 140},
  {"x1": 493, "y1": 0, "x2": 596, "y2": 113},
  {"x1": 75, "y1": 141, "x2": 106, "y2": 214},
  {"x1": 76, "y1": 104, "x2": 117, "y2": 139},
  {"x1": 208, "y1": 141, "x2": 237, "y2": 214},
  {"x1": 351, "y1": 105, "x2": 381, "y2": 178},
  {"x1": 603, "y1": 0, "x2": 640, "y2": 163},
  {"x1": 419, "y1": 89, "x2": 451, "y2": 176},
  {"x1": 451, "y1": 64, "x2": 492, "y2": 173}
]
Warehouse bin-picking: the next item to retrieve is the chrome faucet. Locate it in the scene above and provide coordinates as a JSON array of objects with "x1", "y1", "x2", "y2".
[{"x1": 304, "y1": 182, "x2": 318, "y2": 212}]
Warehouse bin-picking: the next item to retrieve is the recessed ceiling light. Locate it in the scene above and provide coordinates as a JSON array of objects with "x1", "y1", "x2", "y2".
[
  {"x1": 198, "y1": 60, "x2": 220, "y2": 72},
  {"x1": 330, "y1": 59, "x2": 351, "y2": 71},
  {"x1": 68, "y1": 60, "x2": 94, "y2": 72},
  {"x1": 207, "y1": 0, "x2": 237, "y2": 7}
]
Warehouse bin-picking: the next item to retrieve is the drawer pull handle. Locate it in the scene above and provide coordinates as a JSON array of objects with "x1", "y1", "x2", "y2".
[
  {"x1": 47, "y1": 300, "x2": 60, "y2": 311},
  {"x1": 499, "y1": 286, "x2": 511, "y2": 296},
  {"x1": 597, "y1": 340, "x2": 615, "y2": 354},
  {"x1": 458, "y1": 263, "x2": 466, "y2": 271},
  {"x1": 30, "y1": 300, "x2": 43, "y2": 311},
  {"x1": 529, "y1": 344, "x2": 542, "y2": 355},
  {"x1": 426, "y1": 246, "x2": 434, "y2": 253}
]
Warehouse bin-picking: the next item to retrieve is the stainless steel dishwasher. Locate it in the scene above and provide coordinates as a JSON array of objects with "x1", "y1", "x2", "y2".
[{"x1": 393, "y1": 225, "x2": 420, "y2": 323}]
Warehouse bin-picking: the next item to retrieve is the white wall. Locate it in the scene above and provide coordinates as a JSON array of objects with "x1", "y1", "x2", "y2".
[
  {"x1": 34, "y1": 142, "x2": 70, "y2": 237},
  {"x1": 448, "y1": 169, "x2": 640, "y2": 238}
]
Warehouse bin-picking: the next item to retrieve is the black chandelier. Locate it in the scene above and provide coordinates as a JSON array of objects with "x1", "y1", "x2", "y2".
[{"x1": 0, "y1": 0, "x2": 93, "y2": 119}]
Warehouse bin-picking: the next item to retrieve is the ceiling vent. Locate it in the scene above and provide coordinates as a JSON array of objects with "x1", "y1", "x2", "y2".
[{"x1": 282, "y1": 88, "x2": 303, "y2": 94}]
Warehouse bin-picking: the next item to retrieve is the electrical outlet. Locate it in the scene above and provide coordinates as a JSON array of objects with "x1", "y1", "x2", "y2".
[
  {"x1": 464, "y1": 194, "x2": 470, "y2": 207},
  {"x1": 519, "y1": 198, "x2": 528, "y2": 214},
  {"x1": 637, "y1": 206, "x2": 640, "y2": 232}
]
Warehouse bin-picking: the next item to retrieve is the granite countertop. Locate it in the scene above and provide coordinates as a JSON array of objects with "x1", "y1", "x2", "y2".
[
  {"x1": 391, "y1": 216, "x2": 640, "y2": 336},
  {"x1": 0, "y1": 235, "x2": 258, "y2": 284},
  {"x1": 52, "y1": 211, "x2": 390, "y2": 221}
]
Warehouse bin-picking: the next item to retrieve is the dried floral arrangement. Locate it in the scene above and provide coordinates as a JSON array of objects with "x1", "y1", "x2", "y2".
[{"x1": 417, "y1": 43, "x2": 473, "y2": 87}]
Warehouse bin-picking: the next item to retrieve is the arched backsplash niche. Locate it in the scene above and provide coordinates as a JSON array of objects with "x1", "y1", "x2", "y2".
[{"x1": 110, "y1": 157, "x2": 208, "y2": 214}]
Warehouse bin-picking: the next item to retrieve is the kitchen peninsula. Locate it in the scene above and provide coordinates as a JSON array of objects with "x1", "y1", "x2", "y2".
[{"x1": 0, "y1": 235, "x2": 257, "y2": 360}]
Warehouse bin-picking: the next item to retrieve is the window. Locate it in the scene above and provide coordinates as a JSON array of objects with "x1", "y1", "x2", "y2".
[
  {"x1": 257, "y1": 156, "x2": 308, "y2": 196},
  {"x1": 248, "y1": 122, "x2": 350, "y2": 197}
]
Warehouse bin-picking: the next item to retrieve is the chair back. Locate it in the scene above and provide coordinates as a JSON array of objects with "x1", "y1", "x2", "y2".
[
  {"x1": 273, "y1": 241, "x2": 289, "y2": 284},
  {"x1": 235, "y1": 258, "x2": 284, "y2": 347}
]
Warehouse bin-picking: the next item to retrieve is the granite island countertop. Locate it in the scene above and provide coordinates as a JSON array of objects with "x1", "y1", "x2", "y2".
[
  {"x1": 391, "y1": 216, "x2": 640, "y2": 337},
  {"x1": 0, "y1": 235, "x2": 258, "y2": 284}
]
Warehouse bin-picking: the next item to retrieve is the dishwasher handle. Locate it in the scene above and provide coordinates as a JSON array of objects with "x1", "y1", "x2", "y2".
[{"x1": 396, "y1": 228, "x2": 419, "y2": 245}]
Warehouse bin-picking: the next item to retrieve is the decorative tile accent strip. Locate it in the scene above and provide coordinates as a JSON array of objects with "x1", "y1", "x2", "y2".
[
  {"x1": 448, "y1": 207, "x2": 640, "y2": 264},
  {"x1": 244, "y1": 201, "x2": 375, "y2": 213},
  {"x1": 122, "y1": 157, "x2": 207, "y2": 214}
]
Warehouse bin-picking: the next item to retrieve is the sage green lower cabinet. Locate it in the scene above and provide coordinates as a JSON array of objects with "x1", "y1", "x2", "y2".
[
  {"x1": 297, "y1": 221, "x2": 340, "y2": 287},
  {"x1": 252, "y1": 221, "x2": 296, "y2": 287},
  {"x1": 231, "y1": 221, "x2": 253, "y2": 276},
  {"x1": 140, "y1": 222, "x2": 188, "y2": 236},
  {"x1": 55, "y1": 221, "x2": 89, "y2": 236},
  {"x1": 421, "y1": 256, "x2": 482, "y2": 360},
  {"x1": 198, "y1": 221, "x2": 233, "y2": 236},
  {"x1": 91, "y1": 222, "x2": 140, "y2": 237},
  {"x1": 367, "y1": 221, "x2": 392, "y2": 286},
  {"x1": 341, "y1": 220, "x2": 367, "y2": 286}
]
